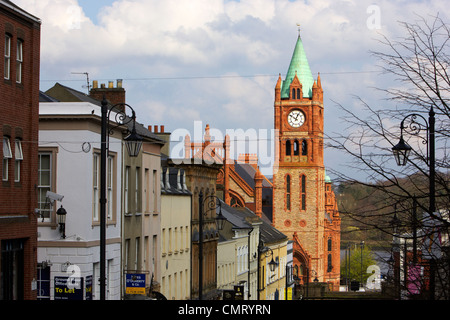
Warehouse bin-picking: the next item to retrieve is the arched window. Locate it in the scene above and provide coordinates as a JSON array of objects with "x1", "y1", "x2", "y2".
[
  {"x1": 328, "y1": 238, "x2": 332, "y2": 251},
  {"x1": 286, "y1": 175, "x2": 291, "y2": 211},
  {"x1": 300, "y1": 174, "x2": 306, "y2": 210},
  {"x1": 327, "y1": 254, "x2": 333, "y2": 272},
  {"x1": 292, "y1": 88, "x2": 295, "y2": 99},
  {"x1": 285, "y1": 140, "x2": 291, "y2": 156},
  {"x1": 293, "y1": 140, "x2": 299, "y2": 156},
  {"x1": 301, "y1": 140, "x2": 307, "y2": 156},
  {"x1": 296, "y1": 88, "x2": 300, "y2": 99}
]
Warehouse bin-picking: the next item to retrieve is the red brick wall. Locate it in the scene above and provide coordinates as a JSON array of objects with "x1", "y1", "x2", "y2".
[{"x1": 0, "y1": 3, "x2": 41, "y2": 300}]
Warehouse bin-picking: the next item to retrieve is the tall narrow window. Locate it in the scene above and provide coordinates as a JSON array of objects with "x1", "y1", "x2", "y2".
[
  {"x1": 4, "y1": 34, "x2": 11, "y2": 80},
  {"x1": 3, "y1": 136, "x2": 12, "y2": 181},
  {"x1": 285, "y1": 140, "x2": 291, "y2": 156},
  {"x1": 16, "y1": 40, "x2": 23, "y2": 83},
  {"x1": 300, "y1": 174, "x2": 306, "y2": 210},
  {"x1": 293, "y1": 140, "x2": 299, "y2": 156},
  {"x1": 296, "y1": 88, "x2": 300, "y2": 99},
  {"x1": 286, "y1": 175, "x2": 291, "y2": 211},
  {"x1": 107, "y1": 155, "x2": 114, "y2": 219},
  {"x1": 302, "y1": 140, "x2": 308, "y2": 156},
  {"x1": 153, "y1": 170, "x2": 158, "y2": 213},
  {"x1": 292, "y1": 88, "x2": 295, "y2": 99},
  {"x1": 125, "y1": 166, "x2": 130, "y2": 214},
  {"x1": 38, "y1": 152, "x2": 52, "y2": 221},
  {"x1": 135, "y1": 166, "x2": 140, "y2": 212},
  {"x1": 14, "y1": 139, "x2": 23, "y2": 182},
  {"x1": 92, "y1": 154, "x2": 99, "y2": 221}
]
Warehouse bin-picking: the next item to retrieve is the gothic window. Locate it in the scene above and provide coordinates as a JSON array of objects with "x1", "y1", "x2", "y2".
[
  {"x1": 292, "y1": 88, "x2": 295, "y2": 99},
  {"x1": 296, "y1": 88, "x2": 300, "y2": 99},
  {"x1": 286, "y1": 175, "x2": 291, "y2": 211},
  {"x1": 328, "y1": 238, "x2": 332, "y2": 251},
  {"x1": 327, "y1": 254, "x2": 333, "y2": 272},
  {"x1": 285, "y1": 140, "x2": 291, "y2": 156},
  {"x1": 230, "y1": 194, "x2": 244, "y2": 207},
  {"x1": 300, "y1": 174, "x2": 306, "y2": 210},
  {"x1": 293, "y1": 140, "x2": 299, "y2": 156},
  {"x1": 302, "y1": 140, "x2": 307, "y2": 156}
]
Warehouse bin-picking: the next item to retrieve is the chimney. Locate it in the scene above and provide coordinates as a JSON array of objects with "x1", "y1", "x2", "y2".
[{"x1": 89, "y1": 79, "x2": 126, "y2": 111}]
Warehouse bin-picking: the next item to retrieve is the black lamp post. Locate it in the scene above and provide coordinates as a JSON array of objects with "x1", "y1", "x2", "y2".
[
  {"x1": 257, "y1": 240, "x2": 278, "y2": 299},
  {"x1": 56, "y1": 205, "x2": 67, "y2": 239},
  {"x1": 392, "y1": 106, "x2": 436, "y2": 214},
  {"x1": 100, "y1": 97, "x2": 143, "y2": 300},
  {"x1": 198, "y1": 192, "x2": 227, "y2": 300},
  {"x1": 392, "y1": 105, "x2": 436, "y2": 300}
]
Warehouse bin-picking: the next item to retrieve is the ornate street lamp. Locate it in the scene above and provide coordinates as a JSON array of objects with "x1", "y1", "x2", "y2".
[
  {"x1": 198, "y1": 192, "x2": 228, "y2": 300},
  {"x1": 392, "y1": 106, "x2": 437, "y2": 300},
  {"x1": 392, "y1": 106, "x2": 435, "y2": 214},
  {"x1": 257, "y1": 240, "x2": 279, "y2": 299},
  {"x1": 99, "y1": 97, "x2": 143, "y2": 300}
]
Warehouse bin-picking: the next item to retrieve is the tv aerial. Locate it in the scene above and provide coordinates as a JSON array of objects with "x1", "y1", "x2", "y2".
[{"x1": 71, "y1": 71, "x2": 90, "y2": 94}]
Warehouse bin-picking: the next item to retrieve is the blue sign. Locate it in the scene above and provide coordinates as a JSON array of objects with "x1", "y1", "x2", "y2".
[{"x1": 125, "y1": 274, "x2": 146, "y2": 294}]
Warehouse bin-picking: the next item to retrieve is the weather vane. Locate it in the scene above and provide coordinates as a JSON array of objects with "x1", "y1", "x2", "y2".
[{"x1": 297, "y1": 23, "x2": 301, "y2": 36}]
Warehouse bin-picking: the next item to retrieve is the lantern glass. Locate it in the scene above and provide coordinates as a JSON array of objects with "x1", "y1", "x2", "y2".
[
  {"x1": 215, "y1": 209, "x2": 227, "y2": 231},
  {"x1": 56, "y1": 205, "x2": 67, "y2": 225},
  {"x1": 392, "y1": 137, "x2": 412, "y2": 166},
  {"x1": 124, "y1": 128, "x2": 143, "y2": 157},
  {"x1": 269, "y1": 257, "x2": 277, "y2": 272}
]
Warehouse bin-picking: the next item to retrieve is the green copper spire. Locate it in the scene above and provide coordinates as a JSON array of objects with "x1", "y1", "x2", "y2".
[{"x1": 281, "y1": 33, "x2": 314, "y2": 98}]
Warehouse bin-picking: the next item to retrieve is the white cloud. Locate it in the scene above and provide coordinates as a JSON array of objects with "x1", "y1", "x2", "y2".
[{"x1": 13, "y1": 0, "x2": 449, "y2": 178}]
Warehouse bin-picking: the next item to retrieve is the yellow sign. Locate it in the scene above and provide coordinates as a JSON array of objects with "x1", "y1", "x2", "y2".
[
  {"x1": 126, "y1": 287, "x2": 146, "y2": 295},
  {"x1": 286, "y1": 287, "x2": 292, "y2": 300}
]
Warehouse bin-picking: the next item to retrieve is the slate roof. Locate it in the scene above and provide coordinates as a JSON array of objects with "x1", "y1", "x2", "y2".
[
  {"x1": 42, "y1": 83, "x2": 164, "y2": 144},
  {"x1": 160, "y1": 165, "x2": 191, "y2": 196},
  {"x1": 218, "y1": 200, "x2": 287, "y2": 246}
]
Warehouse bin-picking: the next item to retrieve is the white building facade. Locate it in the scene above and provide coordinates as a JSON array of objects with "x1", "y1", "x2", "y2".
[{"x1": 37, "y1": 101, "x2": 123, "y2": 300}]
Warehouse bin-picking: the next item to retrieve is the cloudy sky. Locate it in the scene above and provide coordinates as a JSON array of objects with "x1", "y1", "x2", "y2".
[{"x1": 14, "y1": 0, "x2": 448, "y2": 179}]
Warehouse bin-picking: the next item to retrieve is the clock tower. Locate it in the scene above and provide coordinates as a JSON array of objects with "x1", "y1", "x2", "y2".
[{"x1": 273, "y1": 32, "x2": 331, "y2": 284}]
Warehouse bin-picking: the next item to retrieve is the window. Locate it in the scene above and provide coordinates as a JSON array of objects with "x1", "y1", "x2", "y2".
[
  {"x1": 14, "y1": 139, "x2": 23, "y2": 182},
  {"x1": 300, "y1": 174, "x2": 306, "y2": 211},
  {"x1": 3, "y1": 136, "x2": 12, "y2": 181},
  {"x1": 93, "y1": 154, "x2": 99, "y2": 221},
  {"x1": 135, "y1": 166, "x2": 140, "y2": 212},
  {"x1": 285, "y1": 140, "x2": 291, "y2": 156},
  {"x1": 107, "y1": 155, "x2": 114, "y2": 219},
  {"x1": 286, "y1": 175, "x2": 291, "y2": 211},
  {"x1": 297, "y1": 88, "x2": 300, "y2": 99},
  {"x1": 293, "y1": 140, "x2": 299, "y2": 156},
  {"x1": 302, "y1": 140, "x2": 307, "y2": 156},
  {"x1": 125, "y1": 166, "x2": 130, "y2": 214},
  {"x1": 4, "y1": 34, "x2": 11, "y2": 80},
  {"x1": 16, "y1": 40, "x2": 23, "y2": 83},
  {"x1": 93, "y1": 152, "x2": 115, "y2": 221},
  {"x1": 38, "y1": 152, "x2": 52, "y2": 221}
]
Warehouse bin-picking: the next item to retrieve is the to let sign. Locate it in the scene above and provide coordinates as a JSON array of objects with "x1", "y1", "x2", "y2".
[{"x1": 125, "y1": 274, "x2": 146, "y2": 295}]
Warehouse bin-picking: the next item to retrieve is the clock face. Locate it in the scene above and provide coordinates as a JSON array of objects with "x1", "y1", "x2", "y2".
[{"x1": 288, "y1": 110, "x2": 305, "y2": 128}]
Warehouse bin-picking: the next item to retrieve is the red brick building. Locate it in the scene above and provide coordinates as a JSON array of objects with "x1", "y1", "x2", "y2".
[
  {"x1": 271, "y1": 33, "x2": 340, "y2": 289},
  {"x1": 0, "y1": 0, "x2": 41, "y2": 300}
]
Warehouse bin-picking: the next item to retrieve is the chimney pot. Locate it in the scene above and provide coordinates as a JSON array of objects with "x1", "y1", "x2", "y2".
[
  {"x1": 92, "y1": 80, "x2": 98, "y2": 89},
  {"x1": 148, "y1": 125, "x2": 153, "y2": 132},
  {"x1": 117, "y1": 79, "x2": 123, "y2": 88},
  {"x1": 160, "y1": 125, "x2": 165, "y2": 133},
  {"x1": 108, "y1": 81, "x2": 113, "y2": 88},
  {"x1": 154, "y1": 125, "x2": 159, "y2": 133}
]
